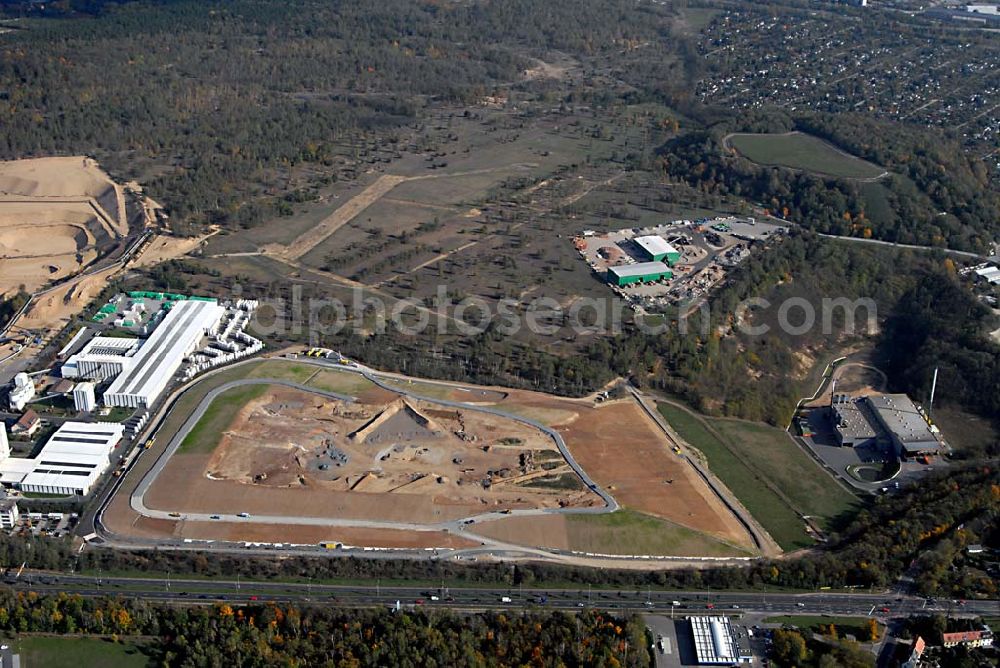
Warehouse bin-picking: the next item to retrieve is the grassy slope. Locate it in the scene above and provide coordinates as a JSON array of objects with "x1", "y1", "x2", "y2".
[
  {"x1": 177, "y1": 384, "x2": 269, "y2": 454},
  {"x1": 711, "y1": 420, "x2": 860, "y2": 529},
  {"x1": 730, "y1": 133, "x2": 885, "y2": 179},
  {"x1": 306, "y1": 368, "x2": 378, "y2": 395},
  {"x1": 657, "y1": 402, "x2": 812, "y2": 550},
  {"x1": 566, "y1": 509, "x2": 752, "y2": 558},
  {"x1": 12, "y1": 637, "x2": 152, "y2": 668}
]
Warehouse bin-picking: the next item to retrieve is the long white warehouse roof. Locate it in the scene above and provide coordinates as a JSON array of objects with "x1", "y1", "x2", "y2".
[
  {"x1": 104, "y1": 299, "x2": 224, "y2": 407},
  {"x1": 0, "y1": 421, "x2": 124, "y2": 496},
  {"x1": 690, "y1": 616, "x2": 740, "y2": 665}
]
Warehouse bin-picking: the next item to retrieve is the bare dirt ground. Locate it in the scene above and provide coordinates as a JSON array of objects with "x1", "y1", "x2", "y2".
[
  {"x1": 268, "y1": 174, "x2": 409, "y2": 260},
  {"x1": 177, "y1": 521, "x2": 479, "y2": 549},
  {"x1": 14, "y1": 265, "x2": 119, "y2": 334},
  {"x1": 473, "y1": 514, "x2": 572, "y2": 550},
  {"x1": 131, "y1": 228, "x2": 220, "y2": 269},
  {"x1": 0, "y1": 156, "x2": 131, "y2": 296},
  {"x1": 144, "y1": 385, "x2": 600, "y2": 524},
  {"x1": 554, "y1": 400, "x2": 757, "y2": 550}
]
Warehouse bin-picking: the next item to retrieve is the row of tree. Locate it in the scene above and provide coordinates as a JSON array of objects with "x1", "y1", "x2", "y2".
[{"x1": 0, "y1": 590, "x2": 651, "y2": 667}]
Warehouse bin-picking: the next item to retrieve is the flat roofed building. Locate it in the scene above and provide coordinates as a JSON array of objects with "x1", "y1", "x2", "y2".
[
  {"x1": 0, "y1": 421, "x2": 124, "y2": 496},
  {"x1": 689, "y1": 616, "x2": 751, "y2": 665},
  {"x1": 831, "y1": 394, "x2": 878, "y2": 448},
  {"x1": 634, "y1": 235, "x2": 682, "y2": 265},
  {"x1": 974, "y1": 265, "x2": 1000, "y2": 285},
  {"x1": 73, "y1": 382, "x2": 96, "y2": 412},
  {"x1": 607, "y1": 261, "x2": 673, "y2": 287},
  {"x1": 864, "y1": 394, "x2": 942, "y2": 457},
  {"x1": 0, "y1": 497, "x2": 18, "y2": 529},
  {"x1": 61, "y1": 335, "x2": 140, "y2": 380},
  {"x1": 104, "y1": 299, "x2": 224, "y2": 408}
]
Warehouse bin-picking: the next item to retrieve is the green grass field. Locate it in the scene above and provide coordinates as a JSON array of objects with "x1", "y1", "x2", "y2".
[
  {"x1": 177, "y1": 384, "x2": 269, "y2": 454},
  {"x1": 10, "y1": 636, "x2": 153, "y2": 668},
  {"x1": 305, "y1": 368, "x2": 378, "y2": 395},
  {"x1": 711, "y1": 420, "x2": 861, "y2": 530},
  {"x1": 729, "y1": 133, "x2": 885, "y2": 179},
  {"x1": 657, "y1": 402, "x2": 813, "y2": 550},
  {"x1": 763, "y1": 615, "x2": 879, "y2": 639},
  {"x1": 566, "y1": 509, "x2": 752, "y2": 558}
]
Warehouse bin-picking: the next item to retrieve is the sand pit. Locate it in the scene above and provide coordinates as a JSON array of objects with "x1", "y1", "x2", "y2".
[
  {"x1": 132, "y1": 229, "x2": 219, "y2": 269},
  {"x1": 145, "y1": 385, "x2": 602, "y2": 525},
  {"x1": 15, "y1": 265, "x2": 119, "y2": 333},
  {"x1": 0, "y1": 156, "x2": 136, "y2": 297}
]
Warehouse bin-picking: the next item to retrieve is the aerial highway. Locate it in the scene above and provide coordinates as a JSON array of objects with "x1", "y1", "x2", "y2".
[{"x1": 5, "y1": 570, "x2": 999, "y2": 620}]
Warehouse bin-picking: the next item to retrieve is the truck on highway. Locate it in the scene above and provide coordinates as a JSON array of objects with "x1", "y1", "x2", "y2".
[{"x1": 500, "y1": 596, "x2": 512, "y2": 603}]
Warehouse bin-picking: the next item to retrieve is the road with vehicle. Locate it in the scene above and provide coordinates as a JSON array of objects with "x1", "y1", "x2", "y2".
[{"x1": 6, "y1": 570, "x2": 998, "y2": 620}]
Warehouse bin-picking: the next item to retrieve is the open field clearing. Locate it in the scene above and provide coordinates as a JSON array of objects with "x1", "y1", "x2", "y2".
[
  {"x1": 657, "y1": 402, "x2": 813, "y2": 550},
  {"x1": 560, "y1": 400, "x2": 757, "y2": 550},
  {"x1": 475, "y1": 509, "x2": 752, "y2": 557},
  {"x1": 304, "y1": 367, "x2": 380, "y2": 396},
  {"x1": 659, "y1": 400, "x2": 861, "y2": 546},
  {"x1": 8, "y1": 636, "x2": 152, "y2": 668},
  {"x1": 108, "y1": 359, "x2": 754, "y2": 555},
  {"x1": 710, "y1": 419, "x2": 861, "y2": 530},
  {"x1": 0, "y1": 156, "x2": 132, "y2": 296},
  {"x1": 727, "y1": 132, "x2": 886, "y2": 180}
]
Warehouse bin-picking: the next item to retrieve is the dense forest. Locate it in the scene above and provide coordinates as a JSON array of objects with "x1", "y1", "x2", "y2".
[
  {"x1": 0, "y1": 0, "x2": 680, "y2": 233},
  {"x1": 0, "y1": 591, "x2": 651, "y2": 666},
  {"x1": 659, "y1": 127, "x2": 999, "y2": 252}
]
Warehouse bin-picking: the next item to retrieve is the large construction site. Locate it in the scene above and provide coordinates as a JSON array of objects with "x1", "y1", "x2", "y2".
[
  {"x1": 147, "y1": 383, "x2": 600, "y2": 523},
  {"x1": 98, "y1": 358, "x2": 764, "y2": 561}
]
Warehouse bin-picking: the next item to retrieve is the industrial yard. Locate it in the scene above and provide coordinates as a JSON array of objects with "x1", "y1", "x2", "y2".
[{"x1": 573, "y1": 216, "x2": 785, "y2": 312}]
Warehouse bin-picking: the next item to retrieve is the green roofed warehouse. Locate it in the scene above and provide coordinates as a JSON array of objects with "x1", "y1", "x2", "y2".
[{"x1": 606, "y1": 262, "x2": 672, "y2": 286}]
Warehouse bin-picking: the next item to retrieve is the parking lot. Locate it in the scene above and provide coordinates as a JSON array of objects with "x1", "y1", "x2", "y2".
[{"x1": 796, "y1": 406, "x2": 950, "y2": 493}]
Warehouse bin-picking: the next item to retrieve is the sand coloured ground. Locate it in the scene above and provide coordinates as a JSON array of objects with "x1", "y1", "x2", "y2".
[
  {"x1": 132, "y1": 229, "x2": 220, "y2": 269},
  {"x1": 143, "y1": 385, "x2": 601, "y2": 525},
  {"x1": 0, "y1": 156, "x2": 131, "y2": 296},
  {"x1": 556, "y1": 400, "x2": 756, "y2": 549}
]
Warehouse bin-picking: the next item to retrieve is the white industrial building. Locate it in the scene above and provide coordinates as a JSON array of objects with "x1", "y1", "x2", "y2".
[
  {"x1": 0, "y1": 495, "x2": 18, "y2": 529},
  {"x1": 689, "y1": 616, "x2": 752, "y2": 666},
  {"x1": 7, "y1": 373, "x2": 34, "y2": 412},
  {"x1": 60, "y1": 335, "x2": 140, "y2": 380},
  {"x1": 73, "y1": 382, "x2": 97, "y2": 412},
  {"x1": 974, "y1": 265, "x2": 1000, "y2": 285},
  {"x1": 103, "y1": 299, "x2": 224, "y2": 408},
  {"x1": 0, "y1": 421, "x2": 124, "y2": 496}
]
